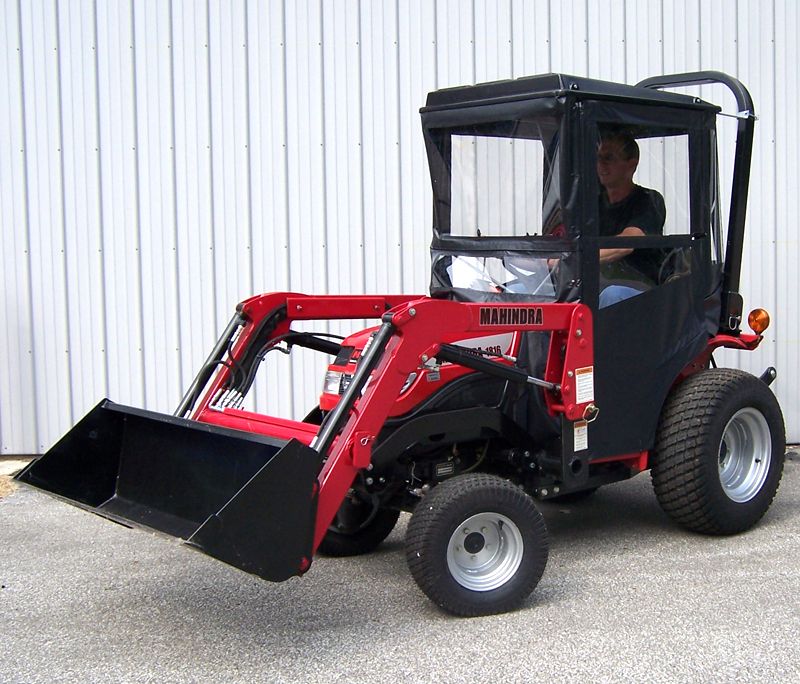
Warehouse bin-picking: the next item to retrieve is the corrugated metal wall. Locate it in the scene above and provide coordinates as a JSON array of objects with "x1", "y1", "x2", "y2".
[{"x1": 1, "y1": 0, "x2": 797, "y2": 454}]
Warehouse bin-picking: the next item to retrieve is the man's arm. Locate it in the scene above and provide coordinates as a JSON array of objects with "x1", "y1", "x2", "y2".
[{"x1": 599, "y1": 226, "x2": 645, "y2": 263}]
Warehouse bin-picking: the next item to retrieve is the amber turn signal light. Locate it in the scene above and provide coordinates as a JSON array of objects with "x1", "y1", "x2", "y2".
[{"x1": 747, "y1": 308, "x2": 770, "y2": 334}]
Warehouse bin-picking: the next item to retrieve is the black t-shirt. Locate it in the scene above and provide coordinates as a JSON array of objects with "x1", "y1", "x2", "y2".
[{"x1": 599, "y1": 185, "x2": 666, "y2": 285}]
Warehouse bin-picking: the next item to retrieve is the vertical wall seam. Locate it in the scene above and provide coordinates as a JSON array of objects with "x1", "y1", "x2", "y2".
[
  {"x1": 16, "y1": 0, "x2": 41, "y2": 452},
  {"x1": 243, "y1": 0, "x2": 256, "y2": 409},
  {"x1": 509, "y1": 0, "x2": 514, "y2": 76},
  {"x1": 770, "y1": 0, "x2": 778, "y2": 350},
  {"x1": 433, "y1": 0, "x2": 438, "y2": 90},
  {"x1": 280, "y1": 0, "x2": 294, "y2": 409},
  {"x1": 54, "y1": 0, "x2": 75, "y2": 424},
  {"x1": 584, "y1": 0, "x2": 590, "y2": 72},
  {"x1": 167, "y1": 0, "x2": 183, "y2": 395},
  {"x1": 394, "y1": 0, "x2": 404, "y2": 288},
  {"x1": 622, "y1": 0, "x2": 628, "y2": 82},
  {"x1": 697, "y1": 0, "x2": 701, "y2": 66},
  {"x1": 130, "y1": 0, "x2": 147, "y2": 402},
  {"x1": 546, "y1": 0, "x2": 552, "y2": 71},
  {"x1": 659, "y1": 0, "x2": 665, "y2": 72},
  {"x1": 244, "y1": 0, "x2": 255, "y2": 300},
  {"x1": 91, "y1": 0, "x2": 109, "y2": 398},
  {"x1": 205, "y1": 0, "x2": 218, "y2": 331},
  {"x1": 318, "y1": 0, "x2": 330, "y2": 295},
  {"x1": 735, "y1": 0, "x2": 739, "y2": 76},
  {"x1": 280, "y1": 0, "x2": 290, "y2": 286},
  {"x1": 471, "y1": 0, "x2": 476, "y2": 83},
  {"x1": 356, "y1": 1, "x2": 366, "y2": 292}
]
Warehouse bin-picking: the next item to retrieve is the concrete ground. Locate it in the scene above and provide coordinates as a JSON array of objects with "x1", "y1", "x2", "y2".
[{"x1": 1, "y1": 452, "x2": 798, "y2": 684}]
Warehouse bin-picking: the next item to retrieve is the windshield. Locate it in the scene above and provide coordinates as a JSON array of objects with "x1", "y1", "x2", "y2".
[
  {"x1": 427, "y1": 118, "x2": 562, "y2": 238},
  {"x1": 446, "y1": 254, "x2": 557, "y2": 298}
]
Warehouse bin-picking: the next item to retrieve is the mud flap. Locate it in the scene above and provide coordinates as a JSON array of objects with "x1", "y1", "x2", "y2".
[{"x1": 15, "y1": 400, "x2": 320, "y2": 582}]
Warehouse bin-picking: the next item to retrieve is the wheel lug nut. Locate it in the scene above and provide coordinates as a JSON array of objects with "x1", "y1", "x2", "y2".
[{"x1": 463, "y1": 528, "x2": 470, "y2": 534}]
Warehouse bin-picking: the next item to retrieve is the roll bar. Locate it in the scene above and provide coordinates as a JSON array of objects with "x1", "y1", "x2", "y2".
[{"x1": 637, "y1": 71, "x2": 755, "y2": 334}]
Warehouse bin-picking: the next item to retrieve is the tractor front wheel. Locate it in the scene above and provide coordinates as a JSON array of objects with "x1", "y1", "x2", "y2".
[
  {"x1": 405, "y1": 474, "x2": 548, "y2": 616},
  {"x1": 317, "y1": 495, "x2": 400, "y2": 557},
  {"x1": 652, "y1": 368, "x2": 785, "y2": 535}
]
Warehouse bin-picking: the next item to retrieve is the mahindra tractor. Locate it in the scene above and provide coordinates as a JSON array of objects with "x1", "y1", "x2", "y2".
[{"x1": 17, "y1": 71, "x2": 785, "y2": 616}]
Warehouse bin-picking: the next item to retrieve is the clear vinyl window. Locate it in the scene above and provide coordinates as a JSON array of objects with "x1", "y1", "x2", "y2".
[
  {"x1": 445, "y1": 254, "x2": 557, "y2": 298},
  {"x1": 593, "y1": 128, "x2": 694, "y2": 306},
  {"x1": 446, "y1": 122, "x2": 561, "y2": 238}
]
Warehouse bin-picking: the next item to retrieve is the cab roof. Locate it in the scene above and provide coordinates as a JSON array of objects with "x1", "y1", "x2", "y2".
[{"x1": 422, "y1": 73, "x2": 721, "y2": 113}]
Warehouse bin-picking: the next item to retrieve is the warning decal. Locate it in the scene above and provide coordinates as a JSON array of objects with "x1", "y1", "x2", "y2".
[
  {"x1": 574, "y1": 420, "x2": 588, "y2": 452},
  {"x1": 575, "y1": 366, "x2": 594, "y2": 404}
]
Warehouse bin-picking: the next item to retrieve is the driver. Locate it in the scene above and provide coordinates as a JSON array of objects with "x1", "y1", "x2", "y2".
[{"x1": 596, "y1": 130, "x2": 666, "y2": 307}]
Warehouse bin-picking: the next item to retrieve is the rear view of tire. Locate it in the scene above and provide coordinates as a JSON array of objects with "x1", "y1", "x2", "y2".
[
  {"x1": 652, "y1": 369, "x2": 785, "y2": 535},
  {"x1": 318, "y1": 495, "x2": 401, "y2": 557},
  {"x1": 405, "y1": 473, "x2": 548, "y2": 617}
]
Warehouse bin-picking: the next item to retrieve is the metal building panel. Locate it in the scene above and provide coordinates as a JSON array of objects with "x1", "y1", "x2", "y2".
[
  {"x1": 245, "y1": 0, "x2": 293, "y2": 418},
  {"x1": 473, "y1": 0, "x2": 512, "y2": 83},
  {"x1": 2, "y1": 0, "x2": 799, "y2": 451},
  {"x1": 323, "y1": 0, "x2": 364, "y2": 295},
  {"x1": 209, "y1": 0, "x2": 253, "y2": 330},
  {"x1": 549, "y1": 0, "x2": 588, "y2": 75},
  {"x1": 662, "y1": 0, "x2": 701, "y2": 73},
  {"x1": 0, "y1": 0, "x2": 37, "y2": 453},
  {"x1": 587, "y1": 0, "x2": 626, "y2": 82},
  {"x1": 284, "y1": 0, "x2": 330, "y2": 418},
  {"x1": 624, "y1": 0, "x2": 664, "y2": 83},
  {"x1": 510, "y1": 0, "x2": 551, "y2": 76},
  {"x1": 361, "y1": 1, "x2": 405, "y2": 295},
  {"x1": 18, "y1": 0, "x2": 75, "y2": 451},
  {"x1": 130, "y1": 0, "x2": 182, "y2": 413},
  {"x1": 171, "y1": 0, "x2": 217, "y2": 397},
  {"x1": 734, "y1": 0, "x2": 778, "y2": 377},
  {"x1": 57, "y1": 0, "x2": 108, "y2": 420},
  {"x1": 773, "y1": 0, "x2": 800, "y2": 434},
  {"x1": 398, "y1": 0, "x2": 437, "y2": 293},
  {"x1": 95, "y1": 0, "x2": 145, "y2": 413},
  {"x1": 436, "y1": 0, "x2": 476, "y2": 87}
]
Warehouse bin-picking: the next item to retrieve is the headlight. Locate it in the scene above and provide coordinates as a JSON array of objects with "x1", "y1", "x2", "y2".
[{"x1": 322, "y1": 370, "x2": 343, "y2": 395}]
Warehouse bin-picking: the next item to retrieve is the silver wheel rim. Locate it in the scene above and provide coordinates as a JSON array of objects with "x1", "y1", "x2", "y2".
[
  {"x1": 718, "y1": 407, "x2": 771, "y2": 503},
  {"x1": 446, "y1": 512, "x2": 524, "y2": 592}
]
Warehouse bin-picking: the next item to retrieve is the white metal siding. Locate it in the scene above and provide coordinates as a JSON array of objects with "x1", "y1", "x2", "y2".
[{"x1": 1, "y1": 0, "x2": 797, "y2": 453}]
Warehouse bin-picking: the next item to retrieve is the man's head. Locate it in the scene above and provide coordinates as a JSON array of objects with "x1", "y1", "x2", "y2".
[{"x1": 597, "y1": 132, "x2": 639, "y2": 197}]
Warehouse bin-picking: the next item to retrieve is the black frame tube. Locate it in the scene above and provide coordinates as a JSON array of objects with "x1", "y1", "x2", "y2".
[
  {"x1": 312, "y1": 320, "x2": 396, "y2": 455},
  {"x1": 637, "y1": 71, "x2": 755, "y2": 332}
]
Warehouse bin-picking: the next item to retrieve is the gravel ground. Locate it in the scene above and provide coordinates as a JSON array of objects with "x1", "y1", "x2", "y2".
[{"x1": 1, "y1": 453, "x2": 798, "y2": 683}]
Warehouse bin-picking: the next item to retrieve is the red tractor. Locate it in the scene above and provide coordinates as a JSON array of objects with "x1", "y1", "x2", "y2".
[{"x1": 18, "y1": 71, "x2": 785, "y2": 617}]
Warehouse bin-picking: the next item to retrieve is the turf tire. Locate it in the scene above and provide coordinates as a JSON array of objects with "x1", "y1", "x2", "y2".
[
  {"x1": 651, "y1": 368, "x2": 785, "y2": 535},
  {"x1": 405, "y1": 473, "x2": 548, "y2": 617},
  {"x1": 318, "y1": 499, "x2": 400, "y2": 557}
]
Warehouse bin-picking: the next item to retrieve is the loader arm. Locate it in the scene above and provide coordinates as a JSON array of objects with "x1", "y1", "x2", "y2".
[{"x1": 180, "y1": 293, "x2": 595, "y2": 555}]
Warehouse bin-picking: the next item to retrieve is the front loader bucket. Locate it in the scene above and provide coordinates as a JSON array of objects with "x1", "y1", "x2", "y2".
[{"x1": 15, "y1": 400, "x2": 320, "y2": 582}]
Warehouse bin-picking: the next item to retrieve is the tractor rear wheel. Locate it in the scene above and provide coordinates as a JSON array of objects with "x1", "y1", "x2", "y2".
[
  {"x1": 317, "y1": 495, "x2": 400, "y2": 557},
  {"x1": 652, "y1": 368, "x2": 785, "y2": 535},
  {"x1": 405, "y1": 473, "x2": 548, "y2": 616}
]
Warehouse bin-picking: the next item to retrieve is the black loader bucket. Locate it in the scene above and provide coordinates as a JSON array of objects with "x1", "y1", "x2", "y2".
[{"x1": 15, "y1": 400, "x2": 321, "y2": 582}]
